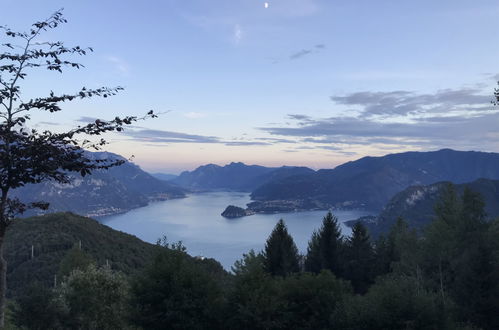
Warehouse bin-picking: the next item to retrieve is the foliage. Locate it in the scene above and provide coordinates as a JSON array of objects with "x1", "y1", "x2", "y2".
[
  {"x1": 11, "y1": 282, "x2": 61, "y2": 330},
  {"x1": 334, "y1": 275, "x2": 450, "y2": 330},
  {"x1": 130, "y1": 248, "x2": 224, "y2": 330},
  {"x1": 305, "y1": 211, "x2": 344, "y2": 275},
  {"x1": 5, "y1": 212, "x2": 159, "y2": 298},
  {"x1": 342, "y1": 221, "x2": 375, "y2": 294},
  {"x1": 262, "y1": 219, "x2": 300, "y2": 277},
  {"x1": 58, "y1": 246, "x2": 94, "y2": 279},
  {"x1": 226, "y1": 252, "x2": 284, "y2": 330},
  {"x1": 56, "y1": 265, "x2": 129, "y2": 329},
  {"x1": 228, "y1": 255, "x2": 351, "y2": 330}
]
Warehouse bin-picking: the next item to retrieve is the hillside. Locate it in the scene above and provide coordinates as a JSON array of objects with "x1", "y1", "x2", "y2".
[
  {"x1": 347, "y1": 178, "x2": 499, "y2": 237},
  {"x1": 11, "y1": 152, "x2": 186, "y2": 217},
  {"x1": 251, "y1": 149, "x2": 499, "y2": 211},
  {"x1": 5, "y1": 212, "x2": 226, "y2": 298},
  {"x1": 172, "y1": 162, "x2": 314, "y2": 191}
]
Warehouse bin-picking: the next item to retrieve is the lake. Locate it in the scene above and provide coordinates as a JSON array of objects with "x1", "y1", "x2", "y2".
[{"x1": 101, "y1": 192, "x2": 373, "y2": 269}]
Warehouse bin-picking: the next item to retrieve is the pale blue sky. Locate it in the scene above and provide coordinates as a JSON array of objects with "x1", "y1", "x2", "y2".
[{"x1": 2, "y1": 0, "x2": 499, "y2": 173}]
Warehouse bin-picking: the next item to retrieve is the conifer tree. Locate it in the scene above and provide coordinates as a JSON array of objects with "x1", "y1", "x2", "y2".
[
  {"x1": 262, "y1": 219, "x2": 300, "y2": 277},
  {"x1": 304, "y1": 211, "x2": 343, "y2": 275},
  {"x1": 343, "y1": 221, "x2": 374, "y2": 293}
]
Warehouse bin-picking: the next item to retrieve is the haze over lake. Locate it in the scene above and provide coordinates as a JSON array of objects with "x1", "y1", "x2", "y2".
[{"x1": 101, "y1": 192, "x2": 372, "y2": 269}]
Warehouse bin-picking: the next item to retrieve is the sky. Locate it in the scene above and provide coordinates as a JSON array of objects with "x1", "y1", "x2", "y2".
[{"x1": 2, "y1": 0, "x2": 499, "y2": 174}]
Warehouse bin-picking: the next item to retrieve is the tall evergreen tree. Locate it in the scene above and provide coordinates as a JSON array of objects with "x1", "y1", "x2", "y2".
[
  {"x1": 343, "y1": 222, "x2": 375, "y2": 293},
  {"x1": 262, "y1": 219, "x2": 300, "y2": 277},
  {"x1": 304, "y1": 211, "x2": 343, "y2": 275}
]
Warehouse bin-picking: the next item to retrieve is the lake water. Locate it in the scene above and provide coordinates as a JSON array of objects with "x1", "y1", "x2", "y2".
[{"x1": 101, "y1": 192, "x2": 373, "y2": 270}]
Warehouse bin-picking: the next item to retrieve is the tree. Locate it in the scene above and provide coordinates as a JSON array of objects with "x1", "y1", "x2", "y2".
[
  {"x1": 0, "y1": 10, "x2": 155, "y2": 325},
  {"x1": 305, "y1": 211, "x2": 343, "y2": 275},
  {"x1": 57, "y1": 265, "x2": 130, "y2": 329},
  {"x1": 262, "y1": 219, "x2": 300, "y2": 277},
  {"x1": 11, "y1": 282, "x2": 62, "y2": 330},
  {"x1": 130, "y1": 249, "x2": 224, "y2": 329},
  {"x1": 343, "y1": 222, "x2": 375, "y2": 294},
  {"x1": 58, "y1": 245, "x2": 95, "y2": 279}
]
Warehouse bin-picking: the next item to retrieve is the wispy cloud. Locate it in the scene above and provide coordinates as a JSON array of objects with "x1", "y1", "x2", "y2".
[
  {"x1": 123, "y1": 128, "x2": 286, "y2": 147},
  {"x1": 125, "y1": 129, "x2": 219, "y2": 144},
  {"x1": 75, "y1": 116, "x2": 100, "y2": 124},
  {"x1": 106, "y1": 56, "x2": 130, "y2": 76},
  {"x1": 38, "y1": 121, "x2": 60, "y2": 126},
  {"x1": 260, "y1": 83, "x2": 499, "y2": 151},
  {"x1": 290, "y1": 44, "x2": 325, "y2": 60},
  {"x1": 233, "y1": 24, "x2": 243, "y2": 44},
  {"x1": 271, "y1": 44, "x2": 326, "y2": 64},
  {"x1": 184, "y1": 112, "x2": 207, "y2": 119},
  {"x1": 331, "y1": 88, "x2": 492, "y2": 117}
]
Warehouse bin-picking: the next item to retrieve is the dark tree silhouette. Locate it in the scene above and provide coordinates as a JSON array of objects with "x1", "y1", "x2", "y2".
[
  {"x1": 305, "y1": 211, "x2": 343, "y2": 275},
  {"x1": 0, "y1": 10, "x2": 155, "y2": 325},
  {"x1": 343, "y1": 221, "x2": 375, "y2": 294},
  {"x1": 263, "y1": 219, "x2": 300, "y2": 276}
]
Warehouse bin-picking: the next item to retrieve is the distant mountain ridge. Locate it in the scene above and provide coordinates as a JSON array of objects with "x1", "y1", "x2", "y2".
[
  {"x1": 347, "y1": 178, "x2": 499, "y2": 237},
  {"x1": 172, "y1": 162, "x2": 315, "y2": 191},
  {"x1": 151, "y1": 173, "x2": 178, "y2": 181},
  {"x1": 251, "y1": 149, "x2": 499, "y2": 211},
  {"x1": 12, "y1": 151, "x2": 186, "y2": 218}
]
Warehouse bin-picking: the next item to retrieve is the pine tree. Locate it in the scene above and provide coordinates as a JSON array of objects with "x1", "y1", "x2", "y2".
[
  {"x1": 262, "y1": 219, "x2": 300, "y2": 277},
  {"x1": 343, "y1": 222, "x2": 374, "y2": 293},
  {"x1": 304, "y1": 211, "x2": 343, "y2": 275}
]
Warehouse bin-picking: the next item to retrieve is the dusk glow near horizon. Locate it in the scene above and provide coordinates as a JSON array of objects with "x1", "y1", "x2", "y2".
[{"x1": 3, "y1": 0, "x2": 499, "y2": 174}]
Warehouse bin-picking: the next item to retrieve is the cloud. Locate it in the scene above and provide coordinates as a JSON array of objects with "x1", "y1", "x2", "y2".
[
  {"x1": 331, "y1": 88, "x2": 493, "y2": 117},
  {"x1": 106, "y1": 56, "x2": 130, "y2": 76},
  {"x1": 224, "y1": 141, "x2": 270, "y2": 146},
  {"x1": 123, "y1": 128, "x2": 291, "y2": 147},
  {"x1": 76, "y1": 116, "x2": 99, "y2": 123},
  {"x1": 289, "y1": 44, "x2": 326, "y2": 61},
  {"x1": 260, "y1": 84, "x2": 499, "y2": 151},
  {"x1": 38, "y1": 121, "x2": 60, "y2": 126},
  {"x1": 233, "y1": 24, "x2": 243, "y2": 44},
  {"x1": 184, "y1": 112, "x2": 207, "y2": 119},
  {"x1": 125, "y1": 129, "x2": 220, "y2": 144},
  {"x1": 288, "y1": 114, "x2": 312, "y2": 121},
  {"x1": 290, "y1": 49, "x2": 313, "y2": 60}
]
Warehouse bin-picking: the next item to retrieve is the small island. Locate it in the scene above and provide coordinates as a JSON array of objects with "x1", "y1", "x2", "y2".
[{"x1": 221, "y1": 205, "x2": 252, "y2": 218}]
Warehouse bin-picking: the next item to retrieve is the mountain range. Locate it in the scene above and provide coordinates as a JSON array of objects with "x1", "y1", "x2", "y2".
[
  {"x1": 250, "y1": 149, "x2": 499, "y2": 211},
  {"x1": 171, "y1": 162, "x2": 315, "y2": 191},
  {"x1": 12, "y1": 152, "x2": 185, "y2": 218}
]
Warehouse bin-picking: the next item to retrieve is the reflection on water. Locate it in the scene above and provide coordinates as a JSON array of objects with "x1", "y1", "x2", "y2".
[{"x1": 101, "y1": 192, "x2": 373, "y2": 269}]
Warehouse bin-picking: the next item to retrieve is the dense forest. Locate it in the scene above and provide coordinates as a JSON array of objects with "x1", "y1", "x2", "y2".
[{"x1": 5, "y1": 183, "x2": 498, "y2": 330}]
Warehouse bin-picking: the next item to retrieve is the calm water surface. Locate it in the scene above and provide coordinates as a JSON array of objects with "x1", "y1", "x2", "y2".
[{"x1": 101, "y1": 192, "x2": 373, "y2": 269}]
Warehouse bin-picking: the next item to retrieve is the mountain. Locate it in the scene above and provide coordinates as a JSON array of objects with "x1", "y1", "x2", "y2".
[
  {"x1": 347, "y1": 178, "x2": 499, "y2": 238},
  {"x1": 5, "y1": 212, "x2": 226, "y2": 298},
  {"x1": 151, "y1": 173, "x2": 178, "y2": 181},
  {"x1": 251, "y1": 149, "x2": 499, "y2": 211},
  {"x1": 172, "y1": 162, "x2": 314, "y2": 191},
  {"x1": 11, "y1": 152, "x2": 186, "y2": 218}
]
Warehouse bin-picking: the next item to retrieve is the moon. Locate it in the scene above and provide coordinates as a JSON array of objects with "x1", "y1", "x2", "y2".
[{"x1": 264, "y1": 2, "x2": 269, "y2": 8}]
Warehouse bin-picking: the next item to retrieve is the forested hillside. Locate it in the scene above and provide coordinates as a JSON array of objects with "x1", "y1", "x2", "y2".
[{"x1": 7, "y1": 185, "x2": 499, "y2": 329}]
